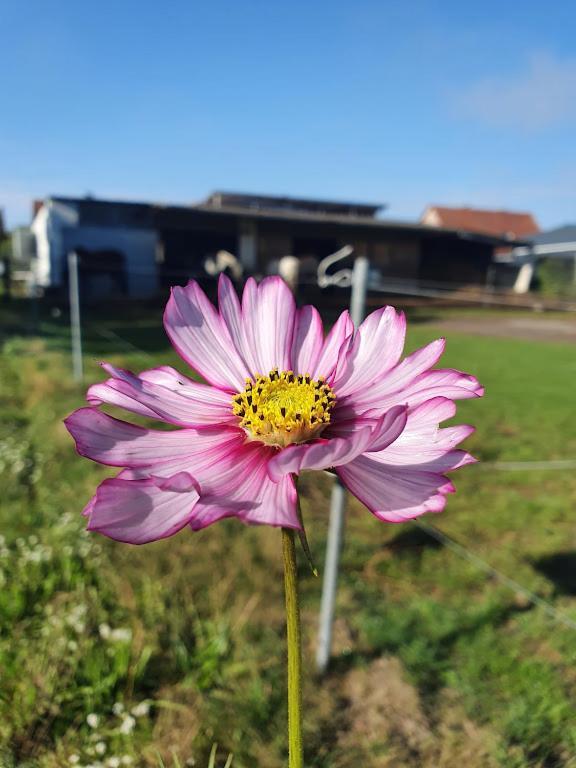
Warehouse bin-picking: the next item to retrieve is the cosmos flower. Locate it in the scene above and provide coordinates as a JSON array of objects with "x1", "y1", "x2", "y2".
[{"x1": 65, "y1": 276, "x2": 482, "y2": 544}]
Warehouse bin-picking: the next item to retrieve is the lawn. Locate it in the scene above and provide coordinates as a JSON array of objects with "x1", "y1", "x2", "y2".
[{"x1": 1, "y1": 296, "x2": 576, "y2": 768}]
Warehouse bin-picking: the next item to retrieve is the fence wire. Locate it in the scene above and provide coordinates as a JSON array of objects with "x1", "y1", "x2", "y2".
[
  {"x1": 413, "y1": 519, "x2": 576, "y2": 632},
  {"x1": 82, "y1": 321, "x2": 576, "y2": 635}
]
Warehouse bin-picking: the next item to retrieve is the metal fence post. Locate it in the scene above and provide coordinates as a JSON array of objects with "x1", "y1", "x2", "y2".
[
  {"x1": 349, "y1": 256, "x2": 369, "y2": 327},
  {"x1": 68, "y1": 251, "x2": 83, "y2": 382},
  {"x1": 316, "y1": 255, "x2": 369, "y2": 674}
]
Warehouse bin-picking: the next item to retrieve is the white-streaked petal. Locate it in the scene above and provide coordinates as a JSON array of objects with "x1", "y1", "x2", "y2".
[
  {"x1": 241, "y1": 276, "x2": 296, "y2": 374},
  {"x1": 87, "y1": 364, "x2": 236, "y2": 427},
  {"x1": 334, "y1": 307, "x2": 406, "y2": 396},
  {"x1": 291, "y1": 305, "x2": 324, "y2": 376},
  {"x1": 310, "y1": 310, "x2": 354, "y2": 381},
  {"x1": 87, "y1": 472, "x2": 200, "y2": 544},
  {"x1": 218, "y1": 274, "x2": 260, "y2": 375},
  {"x1": 340, "y1": 339, "x2": 450, "y2": 411},
  {"x1": 164, "y1": 281, "x2": 249, "y2": 389},
  {"x1": 338, "y1": 456, "x2": 452, "y2": 523},
  {"x1": 65, "y1": 407, "x2": 243, "y2": 467},
  {"x1": 122, "y1": 440, "x2": 300, "y2": 530}
]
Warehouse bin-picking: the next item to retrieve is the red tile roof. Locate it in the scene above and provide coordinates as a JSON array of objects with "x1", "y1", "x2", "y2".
[{"x1": 423, "y1": 206, "x2": 539, "y2": 240}]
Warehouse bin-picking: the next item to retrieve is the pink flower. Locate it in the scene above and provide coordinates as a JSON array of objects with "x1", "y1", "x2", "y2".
[{"x1": 64, "y1": 276, "x2": 483, "y2": 544}]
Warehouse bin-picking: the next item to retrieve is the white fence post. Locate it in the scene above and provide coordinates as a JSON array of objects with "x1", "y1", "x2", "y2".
[
  {"x1": 68, "y1": 251, "x2": 83, "y2": 383},
  {"x1": 316, "y1": 254, "x2": 369, "y2": 674}
]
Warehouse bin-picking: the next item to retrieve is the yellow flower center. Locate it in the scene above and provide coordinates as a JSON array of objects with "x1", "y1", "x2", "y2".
[{"x1": 232, "y1": 369, "x2": 336, "y2": 447}]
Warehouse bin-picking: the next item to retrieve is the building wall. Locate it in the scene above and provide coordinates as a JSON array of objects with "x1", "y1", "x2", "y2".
[
  {"x1": 420, "y1": 208, "x2": 442, "y2": 227},
  {"x1": 61, "y1": 226, "x2": 158, "y2": 298},
  {"x1": 366, "y1": 239, "x2": 420, "y2": 279},
  {"x1": 31, "y1": 201, "x2": 78, "y2": 287},
  {"x1": 257, "y1": 230, "x2": 293, "y2": 273},
  {"x1": 420, "y1": 238, "x2": 493, "y2": 284},
  {"x1": 31, "y1": 201, "x2": 158, "y2": 298}
]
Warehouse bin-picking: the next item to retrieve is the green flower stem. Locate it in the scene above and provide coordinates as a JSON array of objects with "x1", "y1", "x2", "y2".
[{"x1": 282, "y1": 526, "x2": 303, "y2": 768}]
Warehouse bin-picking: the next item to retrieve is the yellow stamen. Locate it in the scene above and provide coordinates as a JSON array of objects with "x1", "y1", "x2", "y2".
[{"x1": 232, "y1": 368, "x2": 336, "y2": 447}]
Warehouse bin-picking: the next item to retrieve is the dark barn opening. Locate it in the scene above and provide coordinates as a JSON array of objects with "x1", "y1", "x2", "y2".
[{"x1": 420, "y1": 237, "x2": 493, "y2": 285}]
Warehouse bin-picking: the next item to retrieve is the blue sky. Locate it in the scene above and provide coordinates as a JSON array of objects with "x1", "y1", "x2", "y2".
[{"x1": 1, "y1": 0, "x2": 575, "y2": 229}]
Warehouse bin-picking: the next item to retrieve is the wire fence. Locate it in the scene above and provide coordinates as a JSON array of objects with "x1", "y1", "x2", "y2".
[
  {"x1": 14, "y1": 256, "x2": 576, "y2": 312},
  {"x1": 8, "y1": 258, "x2": 576, "y2": 655},
  {"x1": 80, "y1": 317, "x2": 576, "y2": 638}
]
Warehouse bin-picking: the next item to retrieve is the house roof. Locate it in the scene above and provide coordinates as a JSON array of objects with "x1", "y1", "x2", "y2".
[
  {"x1": 194, "y1": 200, "x2": 517, "y2": 245},
  {"x1": 512, "y1": 225, "x2": 576, "y2": 261},
  {"x1": 423, "y1": 206, "x2": 539, "y2": 240},
  {"x1": 531, "y1": 225, "x2": 576, "y2": 245},
  {"x1": 37, "y1": 194, "x2": 519, "y2": 247},
  {"x1": 202, "y1": 191, "x2": 384, "y2": 218}
]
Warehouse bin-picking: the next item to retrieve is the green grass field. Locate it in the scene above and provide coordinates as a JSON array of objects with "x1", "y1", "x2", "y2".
[{"x1": 1, "y1": 298, "x2": 576, "y2": 768}]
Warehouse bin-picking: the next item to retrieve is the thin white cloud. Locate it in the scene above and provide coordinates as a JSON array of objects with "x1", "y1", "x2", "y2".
[{"x1": 454, "y1": 52, "x2": 576, "y2": 131}]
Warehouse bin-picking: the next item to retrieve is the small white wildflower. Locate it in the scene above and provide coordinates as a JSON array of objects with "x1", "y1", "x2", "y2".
[
  {"x1": 95, "y1": 742, "x2": 107, "y2": 755},
  {"x1": 106, "y1": 759, "x2": 121, "y2": 768},
  {"x1": 68, "y1": 640, "x2": 78, "y2": 652},
  {"x1": 131, "y1": 701, "x2": 150, "y2": 718},
  {"x1": 112, "y1": 701, "x2": 124, "y2": 716},
  {"x1": 69, "y1": 755, "x2": 80, "y2": 765},
  {"x1": 99, "y1": 624, "x2": 111, "y2": 640},
  {"x1": 121, "y1": 758, "x2": 133, "y2": 766},
  {"x1": 87, "y1": 713, "x2": 100, "y2": 728},
  {"x1": 118, "y1": 715, "x2": 136, "y2": 735},
  {"x1": 110, "y1": 628, "x2": 132, "y2": 643}
]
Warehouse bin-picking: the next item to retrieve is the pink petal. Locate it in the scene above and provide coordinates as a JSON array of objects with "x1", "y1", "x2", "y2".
[
  {"x1": 333, "y1": 307, "x2": 406, "y2": 397},
  {"x1": 341, "y1": 338, "x2": 445, "y2": 409},
  {"x1": 241, "y1": 276, "x2": 296, "y2": 374},
  {"x1": 310, "y1": 309, "x2": 354, "y2": 381},
  {"x1": 86, "y1": 472, "x2": 200, "y2": 544},
  {"x1": 87, "y1": 382, "x2": 160, "y2": 420},
  {"x1": 122, "y1": 442, "x2": 300, "y2": 530},
  {"x1": 367, "y1": 397, "x2": 476, "y2": 467},
  {"x1": 267, "y1": 405, "x2": 407, "y2": 481},
  {"x1": 82, "y1": 496, "x2": 96, "y2": 518},
  {"x1": 380, "y1": 369, "x2": 484, "y2": 410},
  {"x1": 372, "y1": 437, "x2": 476, "y2": 471},
  {"x1": 65, "y1": 407, "x2": 243, "y2": 467},
  {"x1": 406, "y1": 368, "x2": 484, "y2": 398},
  {"x1": 338, "y1": 456, "x2": 452, "y2": 523},
  {"x1": 87, "y1": 364, "x2": 236, "y2": 427},
  {"x1": 164, "y1": 280, "x2": 250, "y2": 390},
  {"x1": 291, "y1": 305, "x2": 324, "y2": 375},
  {"x1": 191, "y1": 443, "x2": 301, "y2": 530},
  {"x1": 117, "y1": 440, "x2": 300, "y2": 531},
  {"x1": 218, "y1": 274, "x2": 259, "y2": 375}
]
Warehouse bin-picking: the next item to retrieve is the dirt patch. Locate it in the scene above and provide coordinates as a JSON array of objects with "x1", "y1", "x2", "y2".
[
  {"x1": 149, "y1": 685, "x2": 203, "y2": 765},
  {"x1": 335, "y1": 656, "x2": 499, "y2": 768},
  {"x1": 430, "y1": 316, "x2": 576, "y2": 343}
]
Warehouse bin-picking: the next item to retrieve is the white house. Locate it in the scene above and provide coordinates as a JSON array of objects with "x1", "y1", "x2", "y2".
[
  {"x1": 511, "y1": 226, "x2": 576, "y2": 294},
  {"x1": 31, "y1": 197, "x2": 159, "y2": 298}
]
